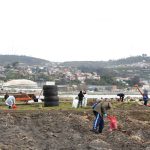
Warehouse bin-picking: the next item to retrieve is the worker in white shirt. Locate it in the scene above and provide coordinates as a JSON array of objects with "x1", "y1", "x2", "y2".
[{"x1": 4, "y1": 93, "x2": 16, "y2": 109}]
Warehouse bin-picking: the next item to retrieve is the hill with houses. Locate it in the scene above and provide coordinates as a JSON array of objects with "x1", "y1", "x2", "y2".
[{"x1": 0, "y1": 54, "x2": 150, "y2": 89}]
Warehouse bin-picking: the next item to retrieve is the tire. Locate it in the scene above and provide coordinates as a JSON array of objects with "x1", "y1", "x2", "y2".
[
  {"x1": 43, "y1": 90, "x2": 58, "y2": 97},
  {"x1": 44, "y1": 100, "x2": 59, "y2": 107},
  {"x1": 44, "y1": 96, "x2": 59, "y2": 102},
  {"x1": 43, "y1": 85, "x2": 58, "y2": 91}
]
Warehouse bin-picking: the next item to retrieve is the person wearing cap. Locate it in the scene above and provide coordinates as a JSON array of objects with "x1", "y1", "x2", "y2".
[{"x1": 91, "y1": 101, "x2": 112, "y2": 134}]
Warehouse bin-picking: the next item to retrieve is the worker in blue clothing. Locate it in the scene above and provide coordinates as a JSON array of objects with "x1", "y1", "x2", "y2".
[
  {"x1": 135, "y1": 85, "x2": 149, "y2": 106},
  {"x1": 91, "y1": 100, "x2": 112, "y2": 134},
  {"x1": 92, "y1": 99, "x2": 101, "y2": 117}
]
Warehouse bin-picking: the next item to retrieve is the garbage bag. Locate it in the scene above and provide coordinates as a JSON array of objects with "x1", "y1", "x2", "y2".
[
  {"x1": 72, "y1": 97, "x2": 79, "y2": 108},
  {"x1": 107, "y1": 115, "x2": 117, "y2": 131},
  {"x1": 82, "y1": 97, "x2": 87, "y2": 107}
]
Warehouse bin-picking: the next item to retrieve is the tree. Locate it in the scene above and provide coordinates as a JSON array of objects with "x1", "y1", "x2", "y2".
[
  {"x1": 12, "y1": 61, "x2": 19, "y2": 68},
  {"x1": 126, "y1": 76, "x2": 141, "y2": 87}
]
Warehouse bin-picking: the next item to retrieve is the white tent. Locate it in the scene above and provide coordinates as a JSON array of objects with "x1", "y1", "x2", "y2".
[{"x1": 3, "y1": 79, "x2": 38, "y2": 88}]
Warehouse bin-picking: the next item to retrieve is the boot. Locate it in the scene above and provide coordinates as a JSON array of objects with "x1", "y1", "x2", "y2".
[{"x1": 90, "y1": 129, "x2": 99, "y2": 134}]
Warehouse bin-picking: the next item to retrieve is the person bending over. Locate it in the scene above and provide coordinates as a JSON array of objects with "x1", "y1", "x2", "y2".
[
  {"x1": 91, "y1": 101, "x2": 112, "y2": 134},
  {"x1": 5, "y1": 94, "x2": 16, "y2": 109}
]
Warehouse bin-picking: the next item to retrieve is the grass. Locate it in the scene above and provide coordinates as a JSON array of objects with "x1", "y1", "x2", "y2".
[
  {"x1": 112, "y1": 101, "x2": 140, "y2": 110},
  {"x1": 0, "y1": 101, "x2": 91, "y2": 111},
  {"x1": 0, "y1": 99, "x2": 141, "y2": 112}
]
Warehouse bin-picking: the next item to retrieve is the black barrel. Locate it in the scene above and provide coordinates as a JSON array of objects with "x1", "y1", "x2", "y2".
[{"x1": 43, "y1": 85, "x2": 59, "y2": 107}]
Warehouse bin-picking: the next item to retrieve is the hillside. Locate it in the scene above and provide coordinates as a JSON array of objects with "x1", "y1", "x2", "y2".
[
  {"x1": 62, "y1": 55, "x2": 150, "y2": 68},
  {"x1": 1, "y1": 54, "x2": 150, "y2": 68},
  {"x1": 62, "y1": 55, "x2": 150, "y2": 80},
  {"x1": 1, "y1": 54, "x2": 150, "y2": 82},
  {"x1": 0, "y1": 55, "x2": 51, "y2": 66}
]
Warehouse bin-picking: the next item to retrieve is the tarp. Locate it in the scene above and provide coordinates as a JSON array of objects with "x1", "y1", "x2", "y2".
[
  {"x1": 72, "y1": 98, "x2": 78, "y2": 108},
  {"x1": 72, "y1": 96, "x2": 87, "y2": 108},
  {"x1": 3, "y1": 79, "x2": 38, "y2": 88}
]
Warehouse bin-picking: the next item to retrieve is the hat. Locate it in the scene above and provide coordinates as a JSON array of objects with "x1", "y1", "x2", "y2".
[{"x1": 96, "y1": 98, "x2": 101, "y2": 102}]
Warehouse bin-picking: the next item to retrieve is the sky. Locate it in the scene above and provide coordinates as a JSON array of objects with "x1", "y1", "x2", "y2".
[{"x1": 0, "y1": 0, "x2": 150, "y2": 62}]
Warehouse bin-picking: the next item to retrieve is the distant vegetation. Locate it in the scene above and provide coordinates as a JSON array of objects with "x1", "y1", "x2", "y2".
[
  {"x1": 0, "y1": 55, "x2": 50, "y2": 66},
  {"x1": 62, "y1": 54, "x2": 150, "y2": 81},
  {"x1": 0, "y1": 54, "x2": 149, "y2": 67},
  {"x1": 62, "y1": 55, "x2": 150, "y2": 68}
]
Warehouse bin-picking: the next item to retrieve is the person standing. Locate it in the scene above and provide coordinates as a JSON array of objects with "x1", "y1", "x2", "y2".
[
  {"x1": 5, "y1": 94, "x2": 16, "y2": 109},
  {"x1": 135, "y1": 85, "x2": 149, "y2": 106},
  {"x1": 77, "y1": 91, "x2": 84, "y2": 108},
  {"x1": 91, "y1": 101, "x2": 112, "y2": 134},
  {"x1": 143, "y1": 90, "x2": 149, "y2": 106}
]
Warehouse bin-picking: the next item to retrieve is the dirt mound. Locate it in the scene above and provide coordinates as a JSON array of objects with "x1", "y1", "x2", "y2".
[{"x1": 0, "y1": 103, "x2": 150, "y2": 150}]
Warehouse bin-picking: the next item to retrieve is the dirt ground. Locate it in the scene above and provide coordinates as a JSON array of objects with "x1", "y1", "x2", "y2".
[{"x1": 0, "y1": 102, "x2": 150, "y2": 150}]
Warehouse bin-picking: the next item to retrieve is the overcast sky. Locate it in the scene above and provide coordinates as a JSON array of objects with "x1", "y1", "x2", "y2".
[{"x1": 0, "y1": 0, "x2": 150, "y2": 62}]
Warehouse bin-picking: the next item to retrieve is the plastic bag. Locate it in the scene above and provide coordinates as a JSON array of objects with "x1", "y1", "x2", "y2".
[
  {"x1": 72, "y1": 98, "x2": 79, "y2": 108},
  {"x1": 107, "y1": 115, "x2": 117, "y2": 131}
]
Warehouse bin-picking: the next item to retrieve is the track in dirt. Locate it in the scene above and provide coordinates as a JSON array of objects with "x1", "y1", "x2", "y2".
[{"x1": 0, "y1": 102, "x2": 150, "y2": 150}]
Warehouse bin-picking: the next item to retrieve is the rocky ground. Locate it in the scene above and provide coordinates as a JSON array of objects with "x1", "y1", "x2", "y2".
[{"x1": 0, "y1": 102, "x2": 150, "y2": 150}]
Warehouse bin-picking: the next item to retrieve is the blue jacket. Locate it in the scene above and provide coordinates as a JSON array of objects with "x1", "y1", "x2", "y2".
[
  {"x1": 92, "y1": 102, "x2": 98, "y2": 109},
  {"x1": 143, "y1": 94, "x2": 148, "y2": 101}
]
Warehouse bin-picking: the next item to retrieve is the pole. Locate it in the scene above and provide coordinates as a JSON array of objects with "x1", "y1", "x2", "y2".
[
  {"x1": 38, "y1": 89, "x2": 43, "y2": 100},
  {"x1": 134, "y1": 84, "x2": 143, "y2": 96}
]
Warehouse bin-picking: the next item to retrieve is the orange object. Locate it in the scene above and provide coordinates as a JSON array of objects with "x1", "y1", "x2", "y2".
[
  {"x1": 12, "y1": 104, "x2": 17, "y2": 109},
  {"x1": 14, "y1": 93, "x2": 32, "y2": 101},
  {"x1": 15, "y1": 97, "x2": 32, "y2": 101}
]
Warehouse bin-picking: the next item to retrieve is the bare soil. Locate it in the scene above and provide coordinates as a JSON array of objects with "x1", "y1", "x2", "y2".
[{"x1": 0, "y1": 102, "x2": 150, "y2": 150}]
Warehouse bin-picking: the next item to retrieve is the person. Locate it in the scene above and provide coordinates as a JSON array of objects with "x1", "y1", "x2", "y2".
[
  {"x1": 4, "y1": 94, "x2": 16, "y2": 109},
  {"x1": 143, "y1": 90, "x2": 149, "y2": 106},
  {"x1": 92, "y1": 99, "x2": 101, "y2": 117},
  {"x1": 77, "y1": 91, "x2": 84, "y2": 108},
  {"x1": 4, "y1": 92, "x2": 9, "y2": 100},
  {"x1": 91, "y1": 100, "x2": 112, "y2": 134},
  {"x1": 135, "y1": 85, "x2": 149, "y2": 106},
  {"x1": 117, "y1": 93, "x2": 125, "y2": 102}
]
